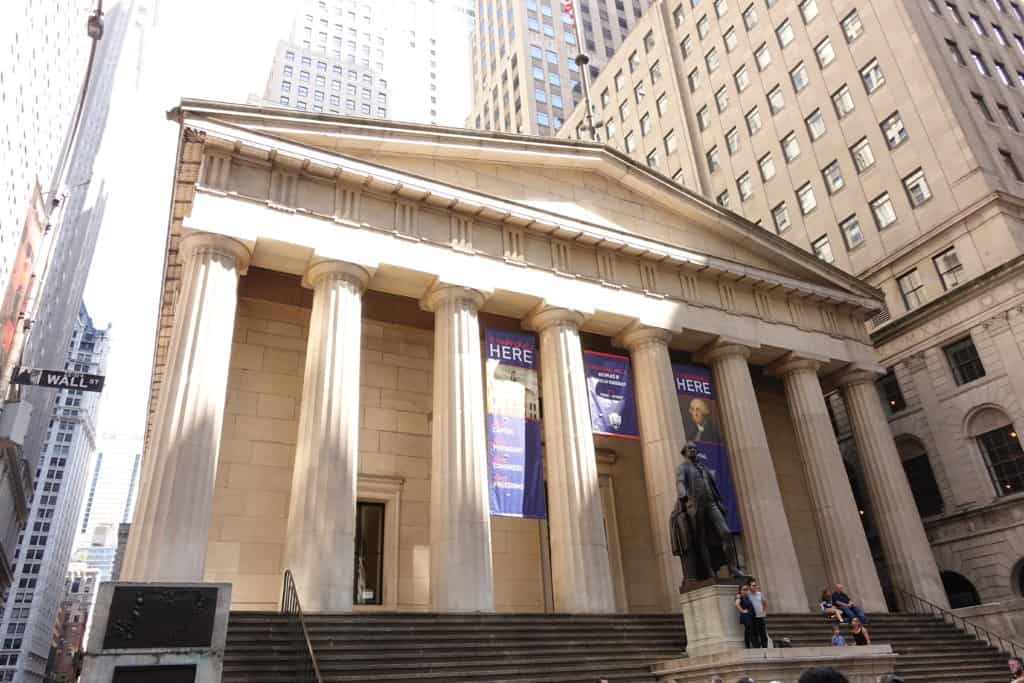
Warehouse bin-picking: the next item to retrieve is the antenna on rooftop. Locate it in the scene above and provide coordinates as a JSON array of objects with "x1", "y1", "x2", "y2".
[{"x1": 564, "y1": 0, "x2": 599, "y2": 142}]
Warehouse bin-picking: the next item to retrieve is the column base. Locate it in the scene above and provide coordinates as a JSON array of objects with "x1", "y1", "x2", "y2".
[
  {"x1": 679, "y1": 583, "x2": 748, "y2": 657},
  {"x1": 80, "y1": 582, "x2": 232, "y2": 683}
]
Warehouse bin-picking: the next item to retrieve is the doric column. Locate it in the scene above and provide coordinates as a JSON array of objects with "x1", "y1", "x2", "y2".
[
  {"x1": 285, "y1": 260, "x2": 369, "y2": 611},
  {"x1": 838, "y1": 369, "x2": 949, "y2": 610},
  {"x1": 422, "y1": 285, "x2": 494, "y2": 612},
  {"x1": 702, "y1": 342, "x2": 807, "y2": 612},
  {"x1": 528, "y1": 306, "x2": 615, "y2": 613},
  {"x1": 620, "y1": 326, "x2": 685, "y2": 610},
  {"x1": 122, "y1": 233, "x2": 249, "y2": 582},
  {"x1": 773, "y1": 357, "x2": 887, "y2": 612}
]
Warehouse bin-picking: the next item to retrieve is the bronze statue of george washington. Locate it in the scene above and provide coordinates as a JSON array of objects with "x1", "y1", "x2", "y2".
[{"x1": 669, "y1": 441, "x2": 743, "y2": 590}]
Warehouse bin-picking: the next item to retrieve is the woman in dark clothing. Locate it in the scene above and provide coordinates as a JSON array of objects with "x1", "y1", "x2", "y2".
[
  {"x1": 850, "y1": 617, "x2": 870, "y2": 645},
  {"x1": 735, "y1": 584, "x2": 756, "y2": 648}
]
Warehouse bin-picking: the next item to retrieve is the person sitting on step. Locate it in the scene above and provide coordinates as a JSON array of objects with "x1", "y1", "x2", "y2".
[
  {"x1": 831, "y1": 583, "x2": 868, "y2": 624},
  {"x1": 820, "y1": 589, "x2": 845, "y2": 623},
  {"x1": 830, "y1": 625, "x2": 847, "y2": 646},
  {"x1": 850, "y1": 617, "x2": 870, "y2": 645}
]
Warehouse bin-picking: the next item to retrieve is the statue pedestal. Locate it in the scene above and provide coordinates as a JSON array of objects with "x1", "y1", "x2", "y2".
[{"x1": 679, "y1": 583, "x2": 746, "y2": 657}]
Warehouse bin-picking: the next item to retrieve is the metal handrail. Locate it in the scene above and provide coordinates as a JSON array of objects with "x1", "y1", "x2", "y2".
[
  {"x1": 281, "y1": 569, "x2": 323, "y2": 683},
  {"x1": 895, "y1": 586, "x2": 1023, "y2": 658}
]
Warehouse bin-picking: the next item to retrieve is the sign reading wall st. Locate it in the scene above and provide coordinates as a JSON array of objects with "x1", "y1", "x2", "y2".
[{"x1": 13, "y1": 367, "x2": 106, "y2": 392}]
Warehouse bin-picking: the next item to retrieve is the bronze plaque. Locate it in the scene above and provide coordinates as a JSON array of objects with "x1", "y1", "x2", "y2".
[
  {"x1": 112, "y1": 665, "x2": 196, "y2": 683},
  {"x1": 103, "y1": 587, "x2": 218, "y2": 649}
]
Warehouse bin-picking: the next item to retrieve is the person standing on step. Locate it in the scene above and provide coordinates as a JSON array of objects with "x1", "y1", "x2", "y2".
[
  {"x1": 850, "y1": 617, "x2": 870, "y2": 645},
  {"x1": 735, "y1": 584, "x2": 756, "y2": 648},
  {"x1": 830, "y1": 625, "x2": 847, "y2": 646},
  {"x1": 748, "y1": 578, "x2": 768, "y2": 648},
  {"x1": 831, "y1": 583, "x2": 868, "y2": 624}
]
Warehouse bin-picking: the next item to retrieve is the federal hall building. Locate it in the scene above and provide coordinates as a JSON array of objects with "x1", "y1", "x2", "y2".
[{"x1": 126, "y1": 99, "x2": 976, "y2": 620}]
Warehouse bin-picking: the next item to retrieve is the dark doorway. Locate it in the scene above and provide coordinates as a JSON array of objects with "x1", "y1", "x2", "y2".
[
  {"x1": 941, "y1": 570, "x2": 981, "y2": 608},
  {"x1": 353, "y1": 502, "x2": 385, "y2": 605}
]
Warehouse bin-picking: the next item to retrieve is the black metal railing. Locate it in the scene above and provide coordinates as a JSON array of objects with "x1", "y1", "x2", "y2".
[
  {"x1": 896, "y1": 587, "x2": 1022, "y2": 658},
  {"x1": 281, "y1": 569, "x2": 323, "y2": 683}
]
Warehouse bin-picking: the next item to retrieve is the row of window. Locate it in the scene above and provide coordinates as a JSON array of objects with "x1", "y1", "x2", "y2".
[{"x1": 947, "y1": 35, "x2": 1024, "y2": 87}]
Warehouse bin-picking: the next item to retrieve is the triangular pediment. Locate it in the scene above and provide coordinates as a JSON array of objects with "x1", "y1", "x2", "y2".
[{"x1": 174, "y1": 99, "x2": 882, "y2": 306}]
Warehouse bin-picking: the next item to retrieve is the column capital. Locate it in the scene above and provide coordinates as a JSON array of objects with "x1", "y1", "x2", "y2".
[
  {"x1": 833, "y1": 364, "x2": 884, "y2": 388},
  {"x1": 179, "y1": 232, "x2": 251, "y2": 274},
  {"x1": 420, "y1": 283, "x2": 487, "y2": 313},
  {"x1": 697, "y1": 338, "x2": 754, "y2": 365},
  {"x1": 616, "y1": 323, "x2": 673, "y2": 352},
  {"x1": 524, "y1": 304, "x2": 584, "y2": 332},
  {"x1": 302, "y1": 259, "x2": 371, "y2": 291},
  {"x1": 767, "y1": 353, "x2": 824, "y2": 379}
]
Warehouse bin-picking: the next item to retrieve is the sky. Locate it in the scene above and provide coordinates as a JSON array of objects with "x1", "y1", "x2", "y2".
[{"x1": 82, "y1": 0, "x2": 296, "y2": 440}]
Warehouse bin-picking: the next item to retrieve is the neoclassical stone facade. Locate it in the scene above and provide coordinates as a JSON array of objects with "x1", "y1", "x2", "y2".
[{"x1": 123, "y1": 101, "x2": 949, "y2": 615}]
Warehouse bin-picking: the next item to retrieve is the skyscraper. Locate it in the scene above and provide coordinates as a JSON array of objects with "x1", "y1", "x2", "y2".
[
  {"x1": 560, "y1": 0, "x2": 1024, "y2": 613},
  {"x1": 259, "y1": 0, "x2": 476, "y2": 126},
  {"x1": 468, "y1": 0, "x2": 654, "y2": 135},
  {"x1": 0, "y1": 307, "x2": 110, "y2": 682}
]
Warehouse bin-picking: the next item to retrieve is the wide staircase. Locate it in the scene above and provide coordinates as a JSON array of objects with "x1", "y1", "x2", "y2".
[
  {"x1": 770, "y1": 612, "x2": 1011, "y2": 683},
  {"x1": 224, "y1": 611, "x2": 684, "y2": 682}
]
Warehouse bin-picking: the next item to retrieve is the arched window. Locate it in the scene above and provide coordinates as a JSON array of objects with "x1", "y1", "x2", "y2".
[
  {"x1": 895, "y1": 436, "x2": 944, "y2": 517},
  {"x1": 967, "y1": 407, "x2": 1024, "y2": 496},
  {"x1": 941, "y1": 570, "x2": 981, "y2": 608}
]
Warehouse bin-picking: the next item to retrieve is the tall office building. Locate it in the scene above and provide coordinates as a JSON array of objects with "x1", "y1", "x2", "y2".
[
  {"x1": 48, "y1": 563, "x2": 98, "y2": 683},
  {"x1": 0, "y1": 307, "x2": 110, "y2": 682},
  {"x1": 260, "y1": 0, "x2": 476, "y2": 126},
  {"x1": 74, "y1": 434, "x2": 142, "y2": 550},
  {"x1": 468, "y1": 0, "x2": 654, "y2": 135},
  {"x1": 561, "y1": 0, "x2": 1024, "y2": 611},
  {"x1": 0, "y1": 0, "x2": 148, "y2": 594}
]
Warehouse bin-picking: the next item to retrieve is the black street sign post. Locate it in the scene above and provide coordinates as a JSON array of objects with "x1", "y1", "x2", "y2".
[{"x1": 12, "y1": 367, "x2": 105, "y2": 392}]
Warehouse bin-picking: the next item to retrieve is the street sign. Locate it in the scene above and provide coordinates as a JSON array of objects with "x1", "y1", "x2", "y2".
[{"x1": 12, "y1": 367, "x2": 105, "y2": 392}]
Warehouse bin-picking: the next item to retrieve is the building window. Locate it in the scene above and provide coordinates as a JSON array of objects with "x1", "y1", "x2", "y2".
[
  {"x1": 735, "y1": 64, "x2": 751, "y2": 91},
  {"x1": 781, "y1": 131, "x2": 800, "y2": 161},
  {"x1": 946, "y1": 336, "x2": 986, "y2": 385},
  {"x1": 998, "y1": 104, "x2": 1019, "y2": 131},
  {"x1": 688, "y1": 68, "x2": 702, "y2": 92},
  {"x1": 832, "y1": 84, "x2": 855, "y2": 118},
  {"x1": 697, "y1": 106, "x2": 711, "y2": 130},
  {"x1": 790, "y1": 62, "x2": 810, "y2": 92},
  {"x1": 647, "y1": 149, "x2": 660, "y2": 168},
  {"x1": 726, "y1": 127, "x2": 740, "y2": 154},
  {"x1": 1000, "y1": 149, "x2": 1024, "y2": 180},
  {"x1": 948, "y1": 2, "x2": 965, "y2": 24},
  {"x1": 877, "y1": 369, "x2": 906, "y2": 413},
  {"x1": 698, "y1": 15, "x2": 710, "y2": 38},
  {"x1": 706, "y1": 47, "x2": 720, "y2": 72},
  {"x1": 797, "y1": 182, "x2": 817, "y2": 215},
  {"x1": 806, "y1": 109, "x2": 826, "y2": 140},
  {"x1": 746, "y1": 106, "x2": 763, "y2": 134},
  {"x1": 759, "y1": 152, "x2": 776, "y2": 181},
  {"x1": 737, "y1": 172, "x2": 753, "y2": 200},
  {"x1": 812, "y1": 234, "x2": 833, "y2": 263},
  {"x1": 620, "y1": 100, "x2": 631, "y2": 120},
  {"x1": 674, "y1": 4, "x2": 686, "y2": 26},
  {"x1": 871, "y1": 192, "x2": 897, "y2": 228},
  {"x1": 977, "y1": 424, "x2": 1024, "y2": 495},
  {"x1": 861, "y1": 58, "x2": 886, "y2": 93},
  {"x1": 822, "y1": 160, "x2": 844, "y2": 193},
  {"x1": 768, "y1": 85, "x2": 785, "y2": 113},
  {"x1": 842, "y1": 9, "x2": 864, "y2": 42},
  {"x1": 743, "y1": 4, "x2": 758, "y2": 29},
  {"x1": 880, "y1": 111, "x2": 909, "y2": 149},
  {"x1": 664, "y1": 130, "x2": 678, "y2": 155},
  {"x1": 996, "y1": 61, "x2": 1015, "y2": 86},
  {"x1": 353, "y1": 501, "x2": 385, "y2": 604},
  {"x1": 644, "y1": 30, "x2": 656, "y2": 52},
  {"x1": 933, "y1": 246, "x2": 964, "y2": 290},
  {"x1": 707, "y1": 145, "x2": 720, "y2": 172},
  {"x1": 716, "y1": 190, "x2": 730, "y2": 207},
  {"x1": 970, "y1": 12, "x2": 988, "y2": 35},
  {"x1": 640, "y1": 112, "x2": 652, "y2": 136},
  {"x1": 800, "y1": 0, "x2": 819, "y2": 22},
  {"x1": 625, "y1": 131, "x2": 637, "y2": 153},
  {"x1": 656, "y1": 93, "x2": 669, "y2": 116},
  {"x1": 650, "y1": 61, "x2": 663, "y2": 84},
  {"x1": 850, "y1": 138, "x2": 876, "y2": 173},
  {"x1": 715, "y1": 86, "x2": 729, "y2": 112},
  {"x1": 946, "y1": 39, "x2": 966, "y2": 67},
  {"x1": 755, "y1": 43, "x2": 772, "y2": 70},
  {"x1": 903, "y1": 168, "x2": 933, "y2": 207},
  {"x1": 772, "y1": 202, "x2": 791, "y2": 233},
  {"x1": 681, "y1": 34, "x2": 694, "y2": 59},
  {"x1": 725, "y1": 27, "x2": 739, "y2": 52},
  {"x1": 840, "y1": 214, "x2": 864, "y2": 249},
  {"x1": 776, "y1": 18, "x2": 795, "y2": 47},
  {"x1": 971, "y1": 50, "x2": 992, "y2": 78},
  {"x1": 973, "y1": 92, "x2": 995, "y2": 122},
  {"x1": 897, "y1": 269, "x2": 925, "y2": 310}
]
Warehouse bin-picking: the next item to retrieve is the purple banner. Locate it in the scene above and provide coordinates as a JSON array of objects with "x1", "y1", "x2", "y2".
[
  {"x1": 484, "y1": 329, "x2": 547, "y2": 518},
  {"x1": 583, "y1": 351, "x2": 640, "y2": 439},
  {"x1": 672, "y1": 364, "x2": 741, "y2": 532}
]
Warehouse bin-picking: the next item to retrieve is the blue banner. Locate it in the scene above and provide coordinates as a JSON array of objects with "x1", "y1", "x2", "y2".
[
  {"x1": 484, "y1": 329, "x2": 547, "y2": 518},
  {"x1": 672, "y1": 364, "x2": 741, "y2": 533},
  {"x1": 583, "y1": 351, "x2": 640, "y2": 439}
]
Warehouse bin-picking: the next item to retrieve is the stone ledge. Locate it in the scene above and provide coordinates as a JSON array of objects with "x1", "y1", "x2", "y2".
[{"x1": 653, "y1": 644, "x2": 896, "y2": 683}]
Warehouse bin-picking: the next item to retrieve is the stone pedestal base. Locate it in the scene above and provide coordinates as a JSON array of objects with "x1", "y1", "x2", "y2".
[
  {"x1": 81, "y1": 582, "x2": 231, "y2": 683},
  {"x1": 679, "y1": 584, "x2": 746, "y2": 657},
  {"x1": 653, "y1": 645, "x2": 896, "y2": 683}
]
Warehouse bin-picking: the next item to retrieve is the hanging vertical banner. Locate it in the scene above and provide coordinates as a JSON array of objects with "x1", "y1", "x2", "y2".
[
  {"x1": 583, "y1": 351, "x2": 640, "y2": 439},
  {"x1": 484, "y1": 328, "x2": 547, "y2": 518},
  {"x1": 672, "y1": 364, "x2": 741, "y2": 532}
]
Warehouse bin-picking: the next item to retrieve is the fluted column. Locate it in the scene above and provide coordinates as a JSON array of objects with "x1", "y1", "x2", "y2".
[
  {"x1": 620, "y1": 326, "x2": 685, "y2": 610},
  {"x1": 122, "y1": 233, "x2": 250, "y2": 582},
  {"x1": 774, "y1": 357, "x2": 887, "y2": 612},
  {"x1": 702, "y1": 343, "x2": 807, "y2": 612},
  {"x1": 285, "y1": 260, "x2": 369, "y2": 611},
  {"x1": 422, "y1": 285, "x2": 494, "y2": 612},
  {"x1": 838, "y1": 369, "x2": 949, "y2": 610},
  {"x1": 528, "y1": 306, "x2": 615, "y2": 613}
]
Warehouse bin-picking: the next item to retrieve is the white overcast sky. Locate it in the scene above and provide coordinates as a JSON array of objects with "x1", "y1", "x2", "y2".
[{"x1": 83, "y1": 0, "x2": 296, "y2": 439}]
